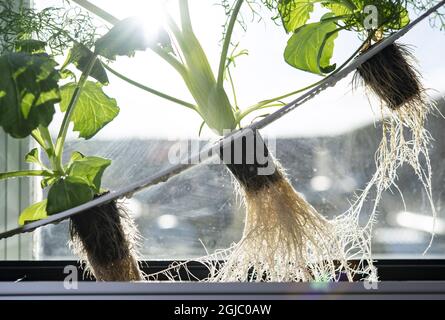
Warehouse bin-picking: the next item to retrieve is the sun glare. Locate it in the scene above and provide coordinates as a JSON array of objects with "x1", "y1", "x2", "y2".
[{"x1": 138, "y1": 0, "x2": 167, "y2": 43}]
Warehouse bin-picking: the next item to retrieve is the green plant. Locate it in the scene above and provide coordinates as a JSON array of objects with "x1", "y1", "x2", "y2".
[
  {"x1": 0, "y1": 1, "x2": 149, "y2": 280},
  {"x1": 77, "y1": 0, "x2": 376, "y2": 282},
  {"x1": 276, "y1": 0, "x2": 438, "y2": 251}
]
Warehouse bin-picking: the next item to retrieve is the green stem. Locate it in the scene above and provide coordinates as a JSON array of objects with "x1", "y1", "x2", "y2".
[
  {"x1": 104, "y1": 64, "x2": 197, "y2": 110},
  {"x1": 151, "y1": 46, "x2": 188, "y2": 79},
  {"x1": 237, "y1": 102, "x2": 285, "y2": 121},
  {"x1": 54, "y1": 54, "x2": 98, "y2": 171},
  {"x1": 227, "y1": 67, "x2": 239, "y2": 109},
  {"x1": 0, "y1": 170, "x2": 52, "y2": 181},
  {"x1": 38, "y1": 126, "x2": 60, "y2": 170},
  {"x1": 31, "y1": 130, "x2": 46, "y2": 150},
  {"x1": 217, "y1": 0, "x2": 244, "y2": 89},
  {"x1": 39, "y1": 126, "x2": 55, "y2": 152},
  {"x1": 31, "y1": 127, "x2": 60, "y2": 171},
  {"x1": 179, "y1": 0, "x2": 193, "y2": 32}
]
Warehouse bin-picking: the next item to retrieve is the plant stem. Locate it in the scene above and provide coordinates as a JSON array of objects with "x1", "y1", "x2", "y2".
[
  {"x1": 237, "y1": 102, "x2": 285, "y2": 122},
  {"x1": 31, "y1": 130, "x2": 46, "y2": 150},
  {"x1": 179, "y1": 0, "x2": 193, "y2": 32},
  {"x1": 54, "y1": 54, "x2": 98, "y2": 172},
  {"x1": 39, "y1": 126, "x2": 61, "y2": 170},
  {"x1": 227, "y1": 66, "x2": 239, "y2": 109},
  {"x1": 103, "y1": 64, "x2": 197, "y2": 110},
  {"x1": 151, "y1": 46, "x2": 188, "y2": 79},
  {"x1": 0, "y1": 170, "x2": 52, "y2": 181},
  {"x1": 217, "y1": 0, "x2": 244, "y2": 89},
  {"x1": 39, "y1": 126, "x2": 55, "y2": 152}
]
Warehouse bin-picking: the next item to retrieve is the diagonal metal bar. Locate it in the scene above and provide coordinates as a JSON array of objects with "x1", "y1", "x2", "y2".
[{"x1": 1, "y1": 0, "x2": 444, "y2": 240}]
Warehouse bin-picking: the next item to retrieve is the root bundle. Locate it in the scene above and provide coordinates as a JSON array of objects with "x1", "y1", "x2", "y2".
[
  {"x1": 352, "y1": 42, "x2": 436, "y2": 249},
  {"x1": 209, "y1": 166, "x2": 375, "y2": 282},
  {"x1": 69, "y1": 198, "x2": 144, "y2": 281},
  {"x1": 203, "y1": 131, "x2": 376, "y2": 282}
]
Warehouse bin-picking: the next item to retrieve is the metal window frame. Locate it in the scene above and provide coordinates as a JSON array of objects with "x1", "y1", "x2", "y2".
[
  {"x1": 1, "y1": 260, "x2": 445, "y2": 299},
  {"x1": 0, "y1": 0, "x2": 37, "y2": 261},
  {"x1": 1, "y1": 260, "x2": 445, "y2": 282}
]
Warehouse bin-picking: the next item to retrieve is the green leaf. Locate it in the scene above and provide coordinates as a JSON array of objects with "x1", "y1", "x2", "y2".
[
  {"x1": 46, "y1": 176, "x2": 94, "y2": 215},
  {"x1": 284, "y1": 14, "x2": 340, "y2": 75},
  {"x1": 18, "y1": 200, "x2": 48, "y2": 226},
  {"x1": 67, "y1": 156, "x2": 111, "y2": 193},
  {"x1": 15, "y1": 39, "x2": 47, "y2": 54},
  {"x1": 67, "y1": 43, "x2": 109, "y2": 84},
  {"x1": 324, "y1": 3, "x2": 354, "y2": 17},
  {"x1": 94, "y1": 17, "x2": 149, "y2": 60},
  {"x1": 25, "y1": 148, "x2": 42, "y2": 166},
  {"x1": 41, "y1": 176, "x2": 58, "y2": 189},
  {"x1": 60, "y1": 69, "x2": 77, "y2": 81},
  {"x1": 67, "y1": 151, "x2": 85, "y2": 166},
  {"x1": 0, "y1": 53, "x2": 60, "y2": 138},
  {"x1": 385, "y1": 5, "x2": 410, "y2": 30},
  {"x1": 60, "y1": 81, "x2": 119, "y2": 139},
  {"x1": 278, "y1": 0, "x2": 315, "y2": 33}
]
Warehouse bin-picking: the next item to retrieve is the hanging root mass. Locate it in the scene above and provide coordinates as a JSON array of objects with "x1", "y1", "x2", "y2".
[
  {"x1": 352, "y1": 42, "x2": 437, "y2": 250},
  {"x1": 355, "y1": 43, "x2": 424, "y2": 110},
  {"x1": 207, "y1": 166, "x2": 376, "y2": 282},
  {"x1": 146, "y1": 133, "x2": 376, "y2": 282},
  {"x1": 69, "y1": 198, "x2": 144, "y2": 281}
]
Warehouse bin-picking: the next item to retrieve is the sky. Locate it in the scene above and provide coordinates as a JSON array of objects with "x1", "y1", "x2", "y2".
[{"x1": 37, "y1": 0, "x2": 445, "y2": 139}]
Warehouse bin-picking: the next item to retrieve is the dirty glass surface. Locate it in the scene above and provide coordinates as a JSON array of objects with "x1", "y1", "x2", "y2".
[{"x1": 26, "y1": 0, "x2": 445, "y2": 260}]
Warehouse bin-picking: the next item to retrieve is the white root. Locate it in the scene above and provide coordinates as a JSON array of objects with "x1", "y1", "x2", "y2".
[
  {"x1": 205, "y1": 166, "x2": 377, "y2": 282},
  {"x1": 349, "y1": 96, "x2": 437, "y2": 252}
]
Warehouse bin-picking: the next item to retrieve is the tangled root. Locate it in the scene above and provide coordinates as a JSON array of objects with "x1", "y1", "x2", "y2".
[
  {"x1": 69, "y1": 197, "x2": 144, "y2": 281},
  {"x1": 352, "y1": 42, "x2": 437, "y2": 250},
  {"x1": 206, "y1": 166, "x2": 376, "y2": 282},
  {"x1": 146, "y1": 132, "x2": 376, "y2": 283}
]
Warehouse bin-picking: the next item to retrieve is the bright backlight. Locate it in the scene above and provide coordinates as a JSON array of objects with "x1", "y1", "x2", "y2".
[
  {"x1": 396, "y1": 211, "x2": 445, "y2": 235},
  {"x1": 139, "y1": 0, "x2": 167, "y2": 43}
]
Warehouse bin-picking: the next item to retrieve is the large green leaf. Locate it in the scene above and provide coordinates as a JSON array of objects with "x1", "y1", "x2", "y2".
[
  {"x1": 279, "y1": 0, "x2": 316, "y2": 33},
  {"x1": 95, "y1": 17, "x2": 150, "y2": 60},
  {"x1": 0, "y1": 53, "x2": 60, "y2": 138},
  {"x1": 46, "y1": 176, "x2": 94, "y2": 215},
  {"x1": 324, "y1": 3, "x2": 355, "y2": 16},
  {"x1": 284, "y1": 14, "x2": 340, "y2": 75},
  {"x1": 18, "y1": 200, "x2": 48, "y2": 226},
  {"x1": 67, "y1": 156, "x2": 111, "y2": 193},
  {"x1": 60, "y1": 81, "x2": 119, "y2": 139},
  {"x1": 67, "y1": 43, "x2": 109, "y2": 84}
]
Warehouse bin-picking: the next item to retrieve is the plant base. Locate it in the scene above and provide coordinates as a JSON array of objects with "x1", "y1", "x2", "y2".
[{"x1": 69, "y1": 197, "x2": 144, "y2": 281}]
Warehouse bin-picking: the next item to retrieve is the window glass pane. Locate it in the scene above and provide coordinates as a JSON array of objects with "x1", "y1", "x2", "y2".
[{"x1": 16, "y1": 0, "x2": 445, "y2": 260}]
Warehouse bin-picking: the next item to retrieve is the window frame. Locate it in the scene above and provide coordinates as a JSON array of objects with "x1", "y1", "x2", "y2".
[
  {"x1": 0, "y1": 0, "x2": 37, "y2": 261},
  {"x1": 1, "y1": 259, "x2": 445, "y2": 282}
]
